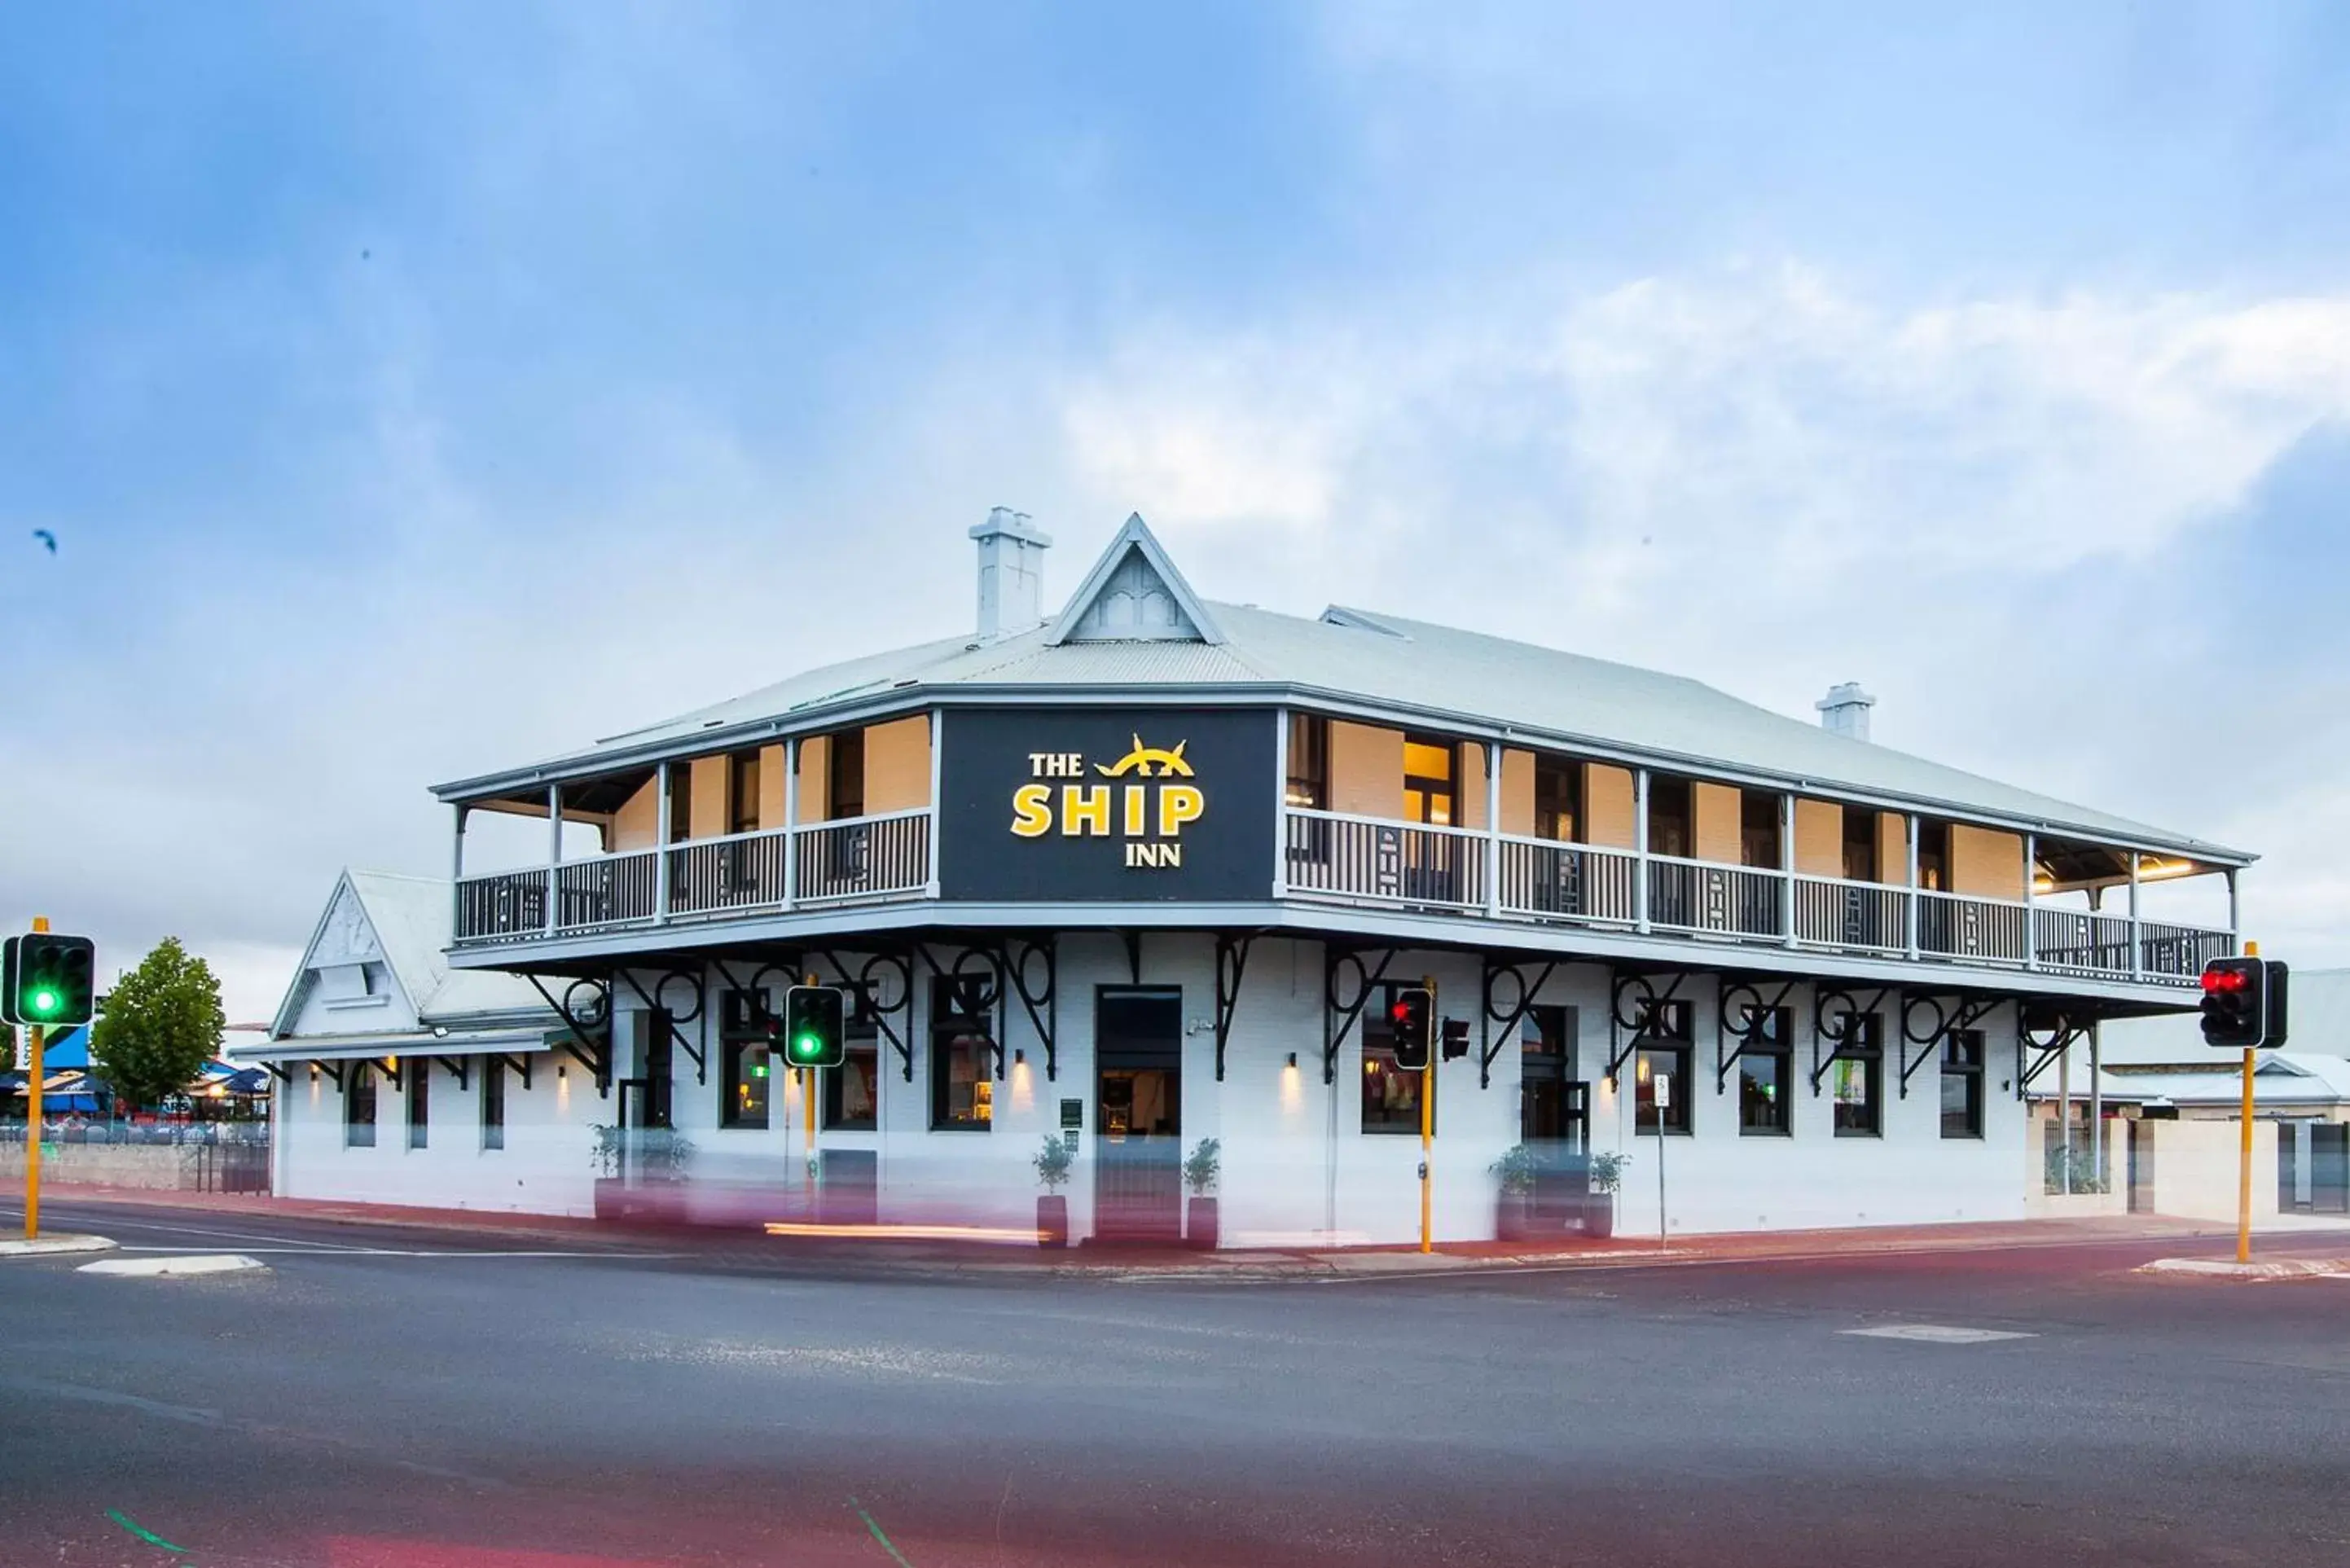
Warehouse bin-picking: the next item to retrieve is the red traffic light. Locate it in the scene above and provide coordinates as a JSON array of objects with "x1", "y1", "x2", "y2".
[{"x1": 2200, "y1": 967, "x2": 2250, "y2": 994}]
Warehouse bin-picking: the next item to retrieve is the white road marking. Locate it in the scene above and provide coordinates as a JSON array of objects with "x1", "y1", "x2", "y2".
[
  {"x1": 111, "y1": 1245, "x2": 677, "y2": 1258},
  {"x1": 81, "y1": 1254, "x2": 270, "y2": 1278},
  {"x1": 1840, "y1": 1324, "x2": 2036, "y2": 1344}
]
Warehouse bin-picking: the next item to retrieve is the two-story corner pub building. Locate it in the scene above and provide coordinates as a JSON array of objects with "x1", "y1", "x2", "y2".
[{"x1": 242, "y1": 511, "x2": 2253, "y2": 1244}]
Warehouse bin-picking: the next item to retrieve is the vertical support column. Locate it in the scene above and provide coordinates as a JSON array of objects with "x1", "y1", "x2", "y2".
[
  {"x1": 2226, "y1": 867, "x2": 2240, "y2": 954},
  {"x1": 545, "y1": 783, "x2": 562, "y2": 936},
  {"x1": 1483, "y1": 740, "x2": 1502, "y2": 919},
  {"x1": 1904, "y1": 812, "x2": 1921, "y2": 961},
  {"x1": 653, "y1": 762, "x2": 672, "y2": 922},
  {"x1": 784, "y1": 736, "x2": 802, "y2": 908},
  {"x1": 2128, "y1": 851, "x2": 2143, "y2": 982},
  {"x1": 2057, "y1": 1035, "x2": 2071, "y2": 1196},
  {"x1": 1634, "y1": 768, "x2": 1652, "y2": 936},
  {"x1": 1272, "y1": 706, "x2": 1290, "y2": 900},
  {"x1": 2089, "y1": 1019, "x2": 2104, "y2": 1191},
  {"x1": 450, "y1": 804, "x2": 468, "y2": 939},
  {"x1": 2023, "y1": 832, "x2": 2039, "y2": 973},
  {"x1": 924, "y1": 710, "x2": 942, "y2": 898},
  {"x1": 1779, "y1": 792, "x2": 1797, "y2": 949}
]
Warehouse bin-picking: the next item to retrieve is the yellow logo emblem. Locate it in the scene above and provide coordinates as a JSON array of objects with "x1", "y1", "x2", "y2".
[{"x1": 1095, "y1": 736, "x2": 1193, "y2": 778}]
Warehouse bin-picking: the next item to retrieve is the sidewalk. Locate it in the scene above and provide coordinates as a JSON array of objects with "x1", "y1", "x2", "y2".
[{"x1": 11, "y1": 1179, "x2": 2348, "y2": 1279}]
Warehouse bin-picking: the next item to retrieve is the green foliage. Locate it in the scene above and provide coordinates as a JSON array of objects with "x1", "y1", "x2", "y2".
[
  {"x1": 89, "y1": 938, "x2": 223, "y2": 1112},
  {"x1": 1587, "y1": 1149, "x2": 1631, "y2": 1194},
  {"x1": 1033, "y1": 1132, "x2": 1074, "y2": 1192},
  {"x1": 1490, "y1": 1142, "x2": 1542, "y2": 1196},
  {"x1": 1182, "y1": 1136, "x2": 1221, "y2": 1196}
]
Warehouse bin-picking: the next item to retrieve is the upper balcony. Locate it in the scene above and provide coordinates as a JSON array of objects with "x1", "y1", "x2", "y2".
[{"x1": 446, "y1": 703, "x2": 2238, "y2": 995}]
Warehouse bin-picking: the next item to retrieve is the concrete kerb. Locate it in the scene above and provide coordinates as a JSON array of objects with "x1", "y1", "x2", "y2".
[
  {"x1": 79, "y1": 1253, "x2": 269, "y2": 1279},
  {"x1": 2136, "y1": 1256, "x2": 2350, "y2": 1282},
  {"x1": 0, "y1": 1233, "x2": 117, "y2": 1258}
]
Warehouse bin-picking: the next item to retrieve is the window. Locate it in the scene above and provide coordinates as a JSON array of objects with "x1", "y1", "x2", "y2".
[
  {"x1": 1940, "y1": 1029, "x2": 1984, "y2": 1139},
  {"x1": 406, "y1": 1066, "x2": 428, "y2": 1150},
  {"x1": 666, "y1": 763, "x2": 692, "y2": 842},
  {"x1": 828, "y1": 729, "x2": 866, "y2": 820},
  {"x1": 1917, "y1": 820, "x2": 1951, "y2": 891},
  {"x1": 345, "y1": 1065, "x2": 376, "y2": 1148},
  {"x1": 481, "y1": 1057, "x2": 506, "y2": 1151},
  {"x1": 1843, "y1": 807, "x2": 1879, "y2": 882},
  {"x1": 1737, "y1": 1006, "x2": 1792, "y2": 1135},
  {"x1": 1360, "y1": 983, "x2": 1428, "y2": 1134},
  {"x1": 718, "y1": 990, "x2": 770, "y2": 1129},
  {"x1": 727, "y1": 749, "x2": 761, "y2": 836},
  {"x1": 1285, "y1": 714, "x2": 1329, "y2": 809},
  {"x1": 1632, "y1": 999, "x2": 1693, "y2": 1135},
  {"x1": 823, "y1": 987, "x2": 880, "y2": 1131},
  {"x1": 1647, "y1": 776, "x2": 1692, "y2": 859},
  {"x1": 929, "y1": 976, "x2": 993, "y2": 1130},
  {"x1": 1534, "y1": 758, "x2": 1580, "y2": 841},
  {"x1": 1832, "y1": 1013, "x2": 1883, "y2": 1136},
  {"x1": 1402, "y1": 735, "x2": 1456, "y2": 826},
  {"x1": 1741, "y1": 792, "x2": 1782, "y2": 869}
]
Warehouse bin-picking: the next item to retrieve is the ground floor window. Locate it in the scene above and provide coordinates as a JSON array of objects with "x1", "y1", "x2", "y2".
[
  {"x1": 406, "y1": 1066, "x2": 428, "y2": 1149},
  {"x1": 345, "y1": 1064, "x2": 376, "y2": 1148},
  {"x1": 1634, "y1": 1043, "x2": 1691, "y2": 1135},
  {"x1": 824, "y1": 989, "x2": 879, "y2": 1131},
  {"x1": 929, "y1": 976, "x2": 994, "y2": 1131},
  {"x1": 1940, "y1": 1030, "x2": 1983, "y2": 1139},
  {"x1": 481, "y1": 1057, "x2": 506, "y2": 1151},
  {"x1": 1737, "y1": 1008, "x2": 1792, "y2": 1136},
  {"x1": 1831, "y1": 1015, "x2": 1882, "y2": 1137},
  {"x1": 1360, "y1": 982, "x2": 1427, "y2": 1134},
  {"x1": 721, "y1": 1035, "x2": 771, "y2": 1128}
]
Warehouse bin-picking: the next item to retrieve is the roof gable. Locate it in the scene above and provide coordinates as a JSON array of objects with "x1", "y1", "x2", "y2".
[
  {"x1": 1047, "y1": 514, "x2": 1226, "y2": 647},
  {"x1": 270, "y1": 871, "x2": 425, "y2": 1039}
]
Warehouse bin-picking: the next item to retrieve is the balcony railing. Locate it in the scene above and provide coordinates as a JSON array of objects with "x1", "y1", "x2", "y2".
[
  {"x1": 455, "y1": 809, "x2": 931, "y2": 943},
  {"x1": 1281, "y1": 807, "x2": 2229, "y2": 987}
]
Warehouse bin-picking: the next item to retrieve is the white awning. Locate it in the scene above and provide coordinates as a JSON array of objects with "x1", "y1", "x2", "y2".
[{"x1": 226, "y1": 1025, "x2": 564, "y2": 1065}]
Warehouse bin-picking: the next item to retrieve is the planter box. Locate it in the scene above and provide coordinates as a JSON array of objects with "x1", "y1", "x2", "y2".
[
  {"x1": 1584, "y1": 1194, "x2": 1616, "y2": 1240},
  {"x1": 1186, "y1": 1196, "x2": 1219, "y2": 1250},
  {"x1": 1037, "y1": 1194, "x2": 1069, "y2": 1249}
]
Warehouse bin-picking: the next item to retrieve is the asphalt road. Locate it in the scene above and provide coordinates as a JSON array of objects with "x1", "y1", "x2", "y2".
[{"x1": 3, "y1": 1200, "x2": 2347, "y2": 1567}]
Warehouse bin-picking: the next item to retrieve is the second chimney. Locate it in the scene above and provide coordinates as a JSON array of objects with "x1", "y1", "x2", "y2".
[
  {"x1": 1815, "y1": 682, "x2": 1877, "y2": 742},
  {"x1": 969, "y1": 507, "x2": 1052, "y2": 642}
]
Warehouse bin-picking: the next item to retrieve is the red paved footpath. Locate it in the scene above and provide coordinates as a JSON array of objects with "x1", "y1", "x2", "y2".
[{"x1": 11, "y1": 1177, "x2": 2348, "y2": 1273}]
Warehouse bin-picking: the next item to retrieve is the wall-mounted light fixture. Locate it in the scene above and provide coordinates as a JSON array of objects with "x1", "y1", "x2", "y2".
[
  {"x1": 1285, "y1": 1052, "x2": 1298, "y2": 1069},
  {"x1": 557, "y1": 1063, "x2": 568, "y2": 1080},
  {"x1": 1014, "y1": 1048, "x2": 1026, "y2": 1066}
]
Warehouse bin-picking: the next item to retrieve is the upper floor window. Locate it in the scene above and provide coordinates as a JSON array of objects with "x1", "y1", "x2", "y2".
[
  {"x1": 727, "y1": 750, "x2": 761, "y2": 836},
  {"x1": 1741, "y1": 792, "x2": 1782, "y2": 869},
  {"x1": 666, "y1": 763, "x2": 693, "y2": 842},
  {"x1": 1285, "y1": 714, "x2": 1329, "y2": 810},
  {"x1": 829, "y1": 729, "x2": 866, "y2": 820},
  {"x1": 1648, "y1": 776, "x2": 1692, "y2": 859},
  {"x1": 1534, "y1": 758, "x2": 1580, "y2": 841},
  {"x1": 1402, "y1": 736, "x2": 1456, "y2": 826},
  {"x1": 1918, "y1": 820, "x2": 1952, "y2": 891},
  {"x1": 1843, "y1": 807, "x2": 1880, "y2": 882}
]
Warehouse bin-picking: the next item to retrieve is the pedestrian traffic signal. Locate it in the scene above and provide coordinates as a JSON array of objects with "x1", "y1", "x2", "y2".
[
  {"x1": 1389, "y1": 986, "x2": 1434, "y2": 1071},
  {"x1": 2198, "y1": 956, "x2": 2265, "y2": 1048},
  {"x1": 2, "y1": 933, "x2": 94, "y2": 1028},
  {"x1": 1439, "y1": 1017, "x2": 1471, "y2": 1062},
  {"x1": 775, "y1": 985, "x2": 846, "y2": 1069}
]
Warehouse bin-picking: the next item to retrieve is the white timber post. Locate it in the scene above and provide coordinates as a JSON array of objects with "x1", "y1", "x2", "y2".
[
  {"x1": 784, "y1": 736, "x2": 802, "y2": 908},
  {"x1": 2023, "y1": 832, "x2": 2039, "y2": 973},
  {"x1": 1484, "y1": 740, "x2": 1502, "y2": 919},
  {"x1": 545, "y1": 782, "x2": 562, "y2": 935},
  {"x1": 653, "y1": 761, "x2": 672, "y2": 922},
  {"x1": 1779, "y1": 792, "x2": 1797, "y2": 948},
  {"x1": 2089, "y1": 1018, "x2": 2104, "y2": 1190},
  {"x1": 450, "y1": 804, "x2": 468, "y2": 938},
  {"x1": 1272, "y1": 707, "x2": 1290, "y2": 900},
  {"x1": 1634, "y1": 768, "x2": 1652, "y2": 935},
  {"x1": 1904, "y1": 812, "x2": 1921, "y2": 961},
  {"x1": 2226, "y1": 867, "x2": 2240, "y2": 954},
  {"x1": 924, "y1": 711, "x2": 942, "y2": 898},
  {"x1": 2128, "y1": 850, "x2": 2143, "y2": 982}
]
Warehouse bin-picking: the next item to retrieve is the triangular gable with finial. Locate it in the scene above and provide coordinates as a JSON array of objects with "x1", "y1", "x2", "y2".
[
  {"x1": 268, "y1": 871, "x2": 427, "y2": 1040},
  {"x1": 1046, "y1": 513, "x2": 1226, "y2": 646}
]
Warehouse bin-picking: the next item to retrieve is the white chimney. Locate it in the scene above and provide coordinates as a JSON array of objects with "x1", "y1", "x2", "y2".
[
  {"x1": 1816, "y1": 682, "x2": 1876, "y2": 742},
  {"x1": 969, "y1": 507, "x2": 1052, "y2": 642}
]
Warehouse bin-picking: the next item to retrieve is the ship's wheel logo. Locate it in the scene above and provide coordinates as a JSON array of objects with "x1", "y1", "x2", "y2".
[{"x1": 1095, "y1": 736, "x2": 1193, "y2": 778}]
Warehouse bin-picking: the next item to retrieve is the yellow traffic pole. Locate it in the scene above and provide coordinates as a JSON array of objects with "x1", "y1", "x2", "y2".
[
  {"x1": 803, "y1": 973, "x2": 819, "y2": 1219},
  {"x1": 1420, "y1": 975, "x2": 1434, "y2": 1255},
  {"x1": 24, "y1": 914, "x2": 49, "y2": 1242},
  {"x1": 2238, "y1": 940, "x2": 2260, "y2": 1265}
]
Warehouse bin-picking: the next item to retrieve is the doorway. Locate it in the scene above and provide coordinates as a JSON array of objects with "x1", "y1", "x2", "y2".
[
  {"x1": 2126, "y1": 1120, "x2": 2155, "y2": 1214},
  {"x1": 1094, "y1": 986, "x2": 1183, "y2": 1243}
]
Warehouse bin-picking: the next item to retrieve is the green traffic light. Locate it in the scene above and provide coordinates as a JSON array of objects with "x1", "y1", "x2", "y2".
[
  {"x1": 793, "y1": 1033, "x2": 823, "y2": 1061},
  {"x1": 29, "y1": 988, "x2": 59, "y2": 1018}
]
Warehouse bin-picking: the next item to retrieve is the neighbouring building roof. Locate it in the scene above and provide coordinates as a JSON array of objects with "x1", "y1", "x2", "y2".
[
  {"x1": 433, "y1": 515, "x2": 2248, "y2": 860},
  {"x1": 266, "y1": 869, "x2": 552, "y2": 1043},
  {"x1": 2032, "y1": 1050, "x2": 2350, "y2": 1109},
  {"x1": 2097, "y1": 969, "x2": 2350, "y2": 1066}
]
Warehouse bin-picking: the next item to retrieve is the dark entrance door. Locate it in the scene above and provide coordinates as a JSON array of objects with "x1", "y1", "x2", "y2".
[
  {"x1": 1094, "y1": 987, "x2": 1183, "y2": 1243},
  {"x1": 2313, "y1": 1123, "x2": 2349, "y2": 1214},
  {"x1": 2127, "y1": 1120, "x2": 2154, "y2": 1214},
  {"x1": 1521, "y1": 1005, "x2": 1586, "y2": 1231}
]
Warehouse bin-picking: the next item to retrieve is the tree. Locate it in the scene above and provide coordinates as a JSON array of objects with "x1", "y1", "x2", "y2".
[{"x1": 90, "y1": 938, "x2": 224, "y2": 1113}]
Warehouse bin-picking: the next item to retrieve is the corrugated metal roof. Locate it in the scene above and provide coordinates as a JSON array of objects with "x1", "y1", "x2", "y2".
[
  {"x1": 437, "y1": 538, "x2": 2247, "y2": 857},
  {"x1": 2035, "y1": 1052, "x2": 2350, "y2": 1105}
]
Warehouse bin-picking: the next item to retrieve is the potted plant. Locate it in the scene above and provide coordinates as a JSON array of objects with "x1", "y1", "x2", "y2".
[
  {"x1": 1033, "y1": 1132, "x2": 1074, "y2": 1247},
  {"x1": 1182, "y1": 1137, "x2": 1222, "y2": 1250},
  {"x1": 591, "y1": 1124, "x2": 694, "y2": 1221},
  {"x1": 1584, "y1": 1149, "x2": 1629, "y2": 1239},
  {"x1": 1490, "y1": 1143, "x2": 1543, "y2": 1241}
]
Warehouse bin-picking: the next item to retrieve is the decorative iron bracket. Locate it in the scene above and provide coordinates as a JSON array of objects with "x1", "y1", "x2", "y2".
[
  {"x1": 1120, "y1": 929, "x2": 1144, "y2": 986},
  {"x1": 1898, "y1": 993, "x2": 2002, "y2": 1097},
  {"x1": 1607, "y1": 969, "x2": 1693, "y2": 1083},
  {"x1": 525, "y1": 974, "x2": 612, "y2": 1097},
  {"x1": 808, "y1": 947, "x2": 916, "y2": 1083},
  {"x1": 1212, "y1": 933, "x2": 1257, "y2": 1083},
  {"x1": 1002, "y1": 935, "x2": 1059, "y2": 1083},
  {"x1": 1324, "y1": 946, "x2": 1402, "y2": 1085},
  {"x1": 1715, "y1": 976, "x2": 1798, "y2": 1094},
  {"x1": 920, "y1": 942, "x2": 1005, "y2": 1079},
  {"x1": 497, "y1": 1052, "x2": 534, "y2": 1091},
  {"x1": 436, "y1": 1054, "x2": 469, "y2": 1090},
  {"x1": 1480, "y1": 958, "x2": 1558, "y2": 1090},
  {"x1": 1809, "y1": 986, "x2": 1892, "y2": 1096},
  {"x1": 261, "y1": 1062, "x2": 292, "y2": 1085},
  {"x1": 613, "y1": 968, "x2": 709, "y2": 1085},
  {"x1": 2016, "y1": 1003, "x2": 2091, "y2": 1100}
]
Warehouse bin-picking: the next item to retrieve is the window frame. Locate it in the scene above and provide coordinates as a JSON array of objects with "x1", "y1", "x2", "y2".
[
  {"x1": 1646, "y1": 775, "x2": 1693, "y2": 859},
  {"x1": 828, "y1": 728, "x2": 866, "y2": 821},
  {"x1": 822, "y1": 985, "x2": 881, "y2": 1132},
  {"x1": 1736, "y1": 1006, "x2": 1793, "y2": 1137},
  {"x1": 1285, "y1": 713, "x2": 1329, "y2": 810},
  {"x1": 345, "y1": 1063, "x2": 376, "y2": 1149},
  {"x1": 727, "y1": 749, "x2": 762, "y2": 836},
  {"x1": 406, "y1": 1065, "x2": 428, "y2": 1150},
  {"x1": 1533, "y1": 757, "x2": 1581, "y2": 842},
  {"x1": 1359, "y1": 982, "x2": 1430, "y2": 1135},
  {"x1": 1740, "y1": 791, "x2": 1783, "y2": 870},
  {"x1": 1939, "y1": 1028, "x2": 1985, "y2": 1140},
  {"x1": 1831, "y1": 1013, "x2": 1885, "y2": 1138},
  {"x1": 1400, "y1": 733, "x2": 1458, "y2": 827},
  {"x1": 928, "y1": 975, "x2": 994, "y2": 1131},
  {"x1": 481, "y1": 1056, "x2": 506, "y2": 1151}
]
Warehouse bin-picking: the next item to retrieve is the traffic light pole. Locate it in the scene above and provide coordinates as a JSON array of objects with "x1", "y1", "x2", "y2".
[
  {"x1": 24, "y1": 914, "x2": 48, "y2": 1242},
  {"x1": 2237, "y1": 939, "x2": 2260, "y2": 1265},
  {"x1": 1420, "y1": 975, "x2": 1434, "y2": 1255},
  {"x1": 804, "y1": 972, "x2": 819, "y2": 1217}
]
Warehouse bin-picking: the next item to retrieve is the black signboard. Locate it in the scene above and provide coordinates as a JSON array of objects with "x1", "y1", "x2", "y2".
[{"x1": 938, "y1": 707, "x2": 1278, "y2": 903}]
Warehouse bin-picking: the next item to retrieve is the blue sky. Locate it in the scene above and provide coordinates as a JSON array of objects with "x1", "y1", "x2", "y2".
[{"x1": 3, "y1": 2, "x2": 2348, "y2": 1021}]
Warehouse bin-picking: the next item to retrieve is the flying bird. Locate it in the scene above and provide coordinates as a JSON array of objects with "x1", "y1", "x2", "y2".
[{"x1": 31, "y1": 529, "x2": 55, "y2": 554}]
